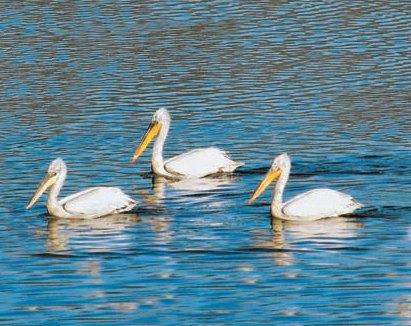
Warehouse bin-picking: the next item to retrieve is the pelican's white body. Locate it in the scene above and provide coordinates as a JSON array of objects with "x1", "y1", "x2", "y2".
[
  {"x1": 164, "y1": 147, "x2": 241, "y2": 178},
  {"x1": 57, "y1": 187, "x2": 136, "y2": 218},
  {"x1": 279, "y1": 188, "x2": 362, "y2": 221},
  {"x1": 31, "y1": 159, "x2": 136, "y2": 219},
  {"x1": 142, "y1": 108, "x2": 243, "y2": 178}
]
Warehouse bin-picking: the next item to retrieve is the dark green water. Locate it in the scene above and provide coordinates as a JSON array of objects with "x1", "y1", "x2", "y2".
[{"x1": 0, "y1": 1, "x2": 410, "y2": 325}]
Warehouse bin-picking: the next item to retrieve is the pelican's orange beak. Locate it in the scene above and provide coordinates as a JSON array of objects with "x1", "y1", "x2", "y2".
[
  {"x1": 248, "y1": 167, "x2": 281, "y2": 204},
  {"x1": 26, "y1": 173, "x2": 57, "y2": 209},
  {"x1": 131, "y1": 121, "x2": 161, "y2": 163}
]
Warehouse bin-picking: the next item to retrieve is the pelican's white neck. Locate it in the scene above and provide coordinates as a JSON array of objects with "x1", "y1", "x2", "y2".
[
  {"x1": 47, "y1": 164, "x2": 70, "y2": 217},
  {"x1": 271, "y1": 165, "x2": 290, "y2": 218},
  {"x1": 151, "y1": 118, "x2": 174, "y2": 177}
]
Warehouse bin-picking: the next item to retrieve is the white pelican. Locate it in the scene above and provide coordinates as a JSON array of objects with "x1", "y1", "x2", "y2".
[
  {"x1": 131, "y1": 108, "x2": 243, "y2": 178},
  {"x1": 248, "y1": 153, "x2": 363, "y2": 221},
  {"x1": 26, "y1": 158, "x2": 136, "y2": 219}
]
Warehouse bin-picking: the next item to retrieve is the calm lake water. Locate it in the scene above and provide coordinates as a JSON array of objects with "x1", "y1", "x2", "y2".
[{"x1": 1, "y1": 1, "x2": 410, "y2": 325}]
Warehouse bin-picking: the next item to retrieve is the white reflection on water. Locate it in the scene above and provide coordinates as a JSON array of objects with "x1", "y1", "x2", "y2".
[
  {"x1": 166, "y1": 175, "x2": 237, "y2": 192},
  {"x1": 152, "y1": 175, "x2": 237, "y2": 197},
  {"x1": 46, "y1": 214, "x2": 140, "y2": 253},
  {"x1": 135, "y1": 175, "x2": 237, "y2": 207},
  {"x1": 255, "y1": 217, "x2": 363, "y2": 266},
  {"x1": 274, "y1": 216, "x2": 363, "y2": 240}
]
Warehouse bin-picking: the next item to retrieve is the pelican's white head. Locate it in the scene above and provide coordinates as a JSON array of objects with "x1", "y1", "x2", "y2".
[
  {"x1": 152, "y1": 108, "x2": 171, "y2": 124},
  {"x1": 26, "y1": 158, "x2": 66, "y2": 209},
  {"x1": 248, "y1": 153, "x2": 290, "y2": 204},
  {"x1": 48, "y1": 158, "x2": 66, "y2": 174},
  {"x1": 131, "y1": 108, "x2": 171, "y2": 163},
  {"x1": 271, "y1": 153, "x2": 291, "y2": 172}
]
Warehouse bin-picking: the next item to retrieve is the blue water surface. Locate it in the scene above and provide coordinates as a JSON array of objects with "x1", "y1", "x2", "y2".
[{"x1": 0, "y1": 1, "x2": 410, "y2": 325}]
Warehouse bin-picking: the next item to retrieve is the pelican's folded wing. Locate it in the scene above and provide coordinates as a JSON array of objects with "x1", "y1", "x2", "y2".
[
  {"x1": 59, "y1": 187, "x2": 136, "y2": 217},
  {"x1": 282, "y1": 188, "x2": 362, "y2": 220},
  {"x1": 164, "y1": 147, "x2": 243, "y2": 178}
]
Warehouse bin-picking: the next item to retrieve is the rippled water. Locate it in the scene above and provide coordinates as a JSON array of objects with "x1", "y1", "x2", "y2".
[{"x1": 1, "y1": 2, "x2": 410, "y2": 324}]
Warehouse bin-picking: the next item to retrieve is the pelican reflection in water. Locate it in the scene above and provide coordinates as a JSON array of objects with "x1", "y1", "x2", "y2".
[
  {"x1": 27, "y1": 158, "x2": 136, "y2": 219},
  {"x1": 255, "y1": 217, "x2": 363, "y2": 266},
  {"x1": 154, "y1": 174, "x2": 237, "y2": 196},
  {"x1": 249, "y1": 153, "x2": 363, "y2": 221},
  {"x1": 131, "y1": 108, "x2": 243, "y2": 178},
  {"x1": 135, "y1": 174, "x2": 238, "y2": 207},
  {"x1": 46, "y1": 214, "x2": 140, "y2": 252}
]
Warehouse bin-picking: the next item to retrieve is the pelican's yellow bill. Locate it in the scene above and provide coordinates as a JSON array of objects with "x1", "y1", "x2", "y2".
[
  {"x1": 248, "y1": 168, "x2": 281, "y2": 204},
  {"x1": 131, "y1": 121, "x2": 161, "y2": 163},
  {"x1": 26, "y1": 173, "x2": 57, "y2": 209}
]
